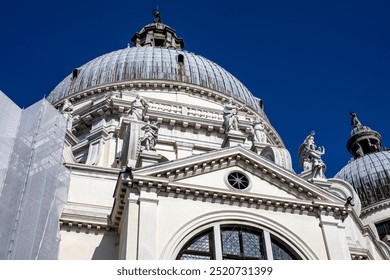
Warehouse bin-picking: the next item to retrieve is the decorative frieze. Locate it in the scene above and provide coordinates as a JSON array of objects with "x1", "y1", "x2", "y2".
[
  {"x1": 124, "y1": 176, "x2": 347, "y2": 219},
  {"x1": 59, "y1": 220, "x2": 114, "y2": 232},
  {"x1": 54, "y1": 81, "x2": 284, "y2": 146}
]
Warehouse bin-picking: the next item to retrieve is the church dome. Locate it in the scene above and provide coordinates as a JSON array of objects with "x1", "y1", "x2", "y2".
[
  {"x1": 46, "y1": 46, "x2": 261, "y2": 112},
  {"x1": 335, "y1": 150, "x2": 390, "y2": 207},
  {"x1": 335, "y1": 113, "x2": 390, "y2": 208},
  {"x1": 47, "y1": 12, "x2": 263, "y2": 113}
]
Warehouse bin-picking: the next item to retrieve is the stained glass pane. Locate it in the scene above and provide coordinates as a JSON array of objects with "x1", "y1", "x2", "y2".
[
  {"x1": 180, "y1": 254, "x2": 210, "y2": 260},
  {"x1": 221, "y1": 229, "x2": 240, "y2": 255},
  {"x1": 271, "y1": 241, "x2": 294, "y2": 260},
  {"x1": 242, "y1": 231, "x2": 261, "y2": 258},
  {"x1": 187, "y1": 233, "x2": 210, "y2": 252}
]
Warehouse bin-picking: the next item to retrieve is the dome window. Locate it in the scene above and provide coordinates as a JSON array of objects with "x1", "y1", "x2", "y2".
[
  {"x1": 72, "y1": 68, "x2": 80, "y2": 80},
  {"x1": 177, "y1": 54, "x2": 184, "y2": 64},
  {"x1": 177, "y1": 54, "x2": 185, "y2": 78}
]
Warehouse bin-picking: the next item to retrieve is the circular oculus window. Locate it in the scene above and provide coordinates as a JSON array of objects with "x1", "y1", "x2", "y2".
[{"x1": 227, "y1": 171, "x2": 250, "y2": 190}]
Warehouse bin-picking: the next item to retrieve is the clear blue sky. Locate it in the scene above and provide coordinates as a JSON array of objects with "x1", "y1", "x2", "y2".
[{"x1": 1, "y1": 0, "x2": 389, "y2": 177}]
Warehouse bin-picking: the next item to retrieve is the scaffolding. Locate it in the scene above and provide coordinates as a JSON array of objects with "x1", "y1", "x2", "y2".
[{"x1": 0, "y1": 92, "x2": 70, "y2": 259}]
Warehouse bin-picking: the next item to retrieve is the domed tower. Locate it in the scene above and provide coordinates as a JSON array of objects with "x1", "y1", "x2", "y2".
[{"x1": 335, "y1": 113, "x2": 390, "y2": 245}]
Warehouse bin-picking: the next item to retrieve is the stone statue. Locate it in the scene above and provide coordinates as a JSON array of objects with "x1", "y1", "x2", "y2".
[
  {"x1": 350, "y1": 112, "x2": 362, "y2": 127},
  {"x1": 128, "y1": 94, "x2": 149, "y2": 121},
  {"x1": 60, "y1": 99, "x2": 74, "y2": 130},
  {"x1": 355, "y1": 142, "x2": 364, "y2": 157},
  {"x1": 298, "y1": 131, "x2": 326, "y2": 180},
  {"x1": 223, "y1": 98, "x2": 243, "y2": 133},
  {"x1": 152, "y1": 9, "x2": 162, "y2": 23},
  {"x1": 60, "y1": 99, "x2": 73, "y2": 114},
  {"x1": 251, "y1": 117, "x2": 267, "y2": 143},
  {"x1": 141, "y1": 121, "x2": 159, "y2": 151}
]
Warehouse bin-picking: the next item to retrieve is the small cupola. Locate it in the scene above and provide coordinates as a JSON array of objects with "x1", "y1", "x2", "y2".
[
  {"x1": 131, "y1": 9, "x2": 185, "y2": 49},
  {"x1": 347, "y1": 112, "x2": 382, "y2": 159}
]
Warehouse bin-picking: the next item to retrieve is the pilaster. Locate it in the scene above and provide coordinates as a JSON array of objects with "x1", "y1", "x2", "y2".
[
  {"x1": 124, "y1": 192, "x2": 140, "y2": 260},
  {"x1": 319, "y1": 214, "x2": 351, "y2": 259},
  {"x1": 137, "y1": 189, "x2": 159, "y2": 260}
]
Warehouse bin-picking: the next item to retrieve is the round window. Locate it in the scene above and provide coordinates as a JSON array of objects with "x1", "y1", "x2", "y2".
[{"x1": 227, "y1": 171, "x2": 250, "y2": 190}]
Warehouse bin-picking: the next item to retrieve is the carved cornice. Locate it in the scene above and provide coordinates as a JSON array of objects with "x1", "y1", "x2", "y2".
[
  {"x1": 52, "y1": 80, "x2": 260, "y2": 117},
  {"x1": 53, "y1": 80, "x2": 284, "y2": 147},
  {"x1": 59, "y1": 219, "x2": 115, "y2": 232},
  {"x1": 360, "y1": 198, "x2": 390, "y2": 217},
  {"x1": 140, "y1": 176, "x2": 346, "y2": 214}
]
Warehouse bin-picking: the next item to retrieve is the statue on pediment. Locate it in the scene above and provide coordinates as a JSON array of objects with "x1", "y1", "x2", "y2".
[
  {"x1": 223, "y1": 98, "x2": 243, "y2": 133},
  {"x1": 298, "y1": 131, "x2": 326, "y2": 180}
]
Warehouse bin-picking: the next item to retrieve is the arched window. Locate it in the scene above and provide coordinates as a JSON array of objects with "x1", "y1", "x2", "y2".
[
  {"x1": 177, "y1": 229, "x2": 214, "y2": 260},
  {"x1": 176, "y1": 224, "x2": 302, "y2": 260},
  {"x1": 177, "y1": 54, "x2": 185, "y2": 78},
  {"x1": 375, "y1": 219, "x2": 390, "y2": 241},
  {"x1": 177, "y1": 54, "x2": 184, "y2": 64}
]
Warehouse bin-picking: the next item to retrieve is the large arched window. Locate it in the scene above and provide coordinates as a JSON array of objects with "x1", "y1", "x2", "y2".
[{"x1": 177, "y1": 224, "x2": 302, "y2": 260}]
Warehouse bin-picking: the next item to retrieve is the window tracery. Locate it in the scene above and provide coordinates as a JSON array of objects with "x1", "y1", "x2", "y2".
[{"x1": 177, "y1": 224, "x2": 301, "y2": 260}]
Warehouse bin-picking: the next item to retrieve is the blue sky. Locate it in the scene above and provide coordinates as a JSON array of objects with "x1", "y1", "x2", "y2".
[{"x1": 1, "y1": 0, "x2": 389, "y2": 177}]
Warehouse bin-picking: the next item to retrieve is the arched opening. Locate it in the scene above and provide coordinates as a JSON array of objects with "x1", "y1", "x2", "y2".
[
  {"x1": 376, "y1": 219, "x2": 390, "y2": 243},
  {"x1": 177, "y1": 54, "x2": 184, "y2": 64},
  {"x1": 177, "y1": 54, "x2": 186, "y2": 80},
  {"x1": 72, "y1": 68, "x2": 80, "y2": 80}
]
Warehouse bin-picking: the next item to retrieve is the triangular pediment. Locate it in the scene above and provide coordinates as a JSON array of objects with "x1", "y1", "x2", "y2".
[
  {"x1": 110, "y1": 146, "x2": 349, "y2": 229},
  {"x1": 133, "y1": 146, "x2": 344, "y2": 204},
  {"x1": 178, "y1": 165, "x2": 299, "y2": 200}
]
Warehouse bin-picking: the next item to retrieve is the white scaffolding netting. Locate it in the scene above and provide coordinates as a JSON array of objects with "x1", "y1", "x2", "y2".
[{"x1": 0, "y1": 93, "x2": 70, "y2": 259}]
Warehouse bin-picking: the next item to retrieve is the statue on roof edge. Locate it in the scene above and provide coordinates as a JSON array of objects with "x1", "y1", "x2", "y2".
[{"x1": 298, "y1": 131, "x2": 326, "y2": 180}]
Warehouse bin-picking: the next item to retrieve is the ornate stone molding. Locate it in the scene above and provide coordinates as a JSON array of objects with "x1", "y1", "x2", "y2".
[
  {"x1": 53, "y1": 80, "x2": 284, "y2": 147},
  {"x1": 109, "y1": 147, "x2": 350, "y2": 229},
  {"x1": 361, "y1": 198, "x2": 390, "y2": 216},
  {"x1": 59, "y1": 219, "x2": 114, "y2": 232},
  {"x1": 137, "y1": 147, "x2": 344, "y2": 204}
]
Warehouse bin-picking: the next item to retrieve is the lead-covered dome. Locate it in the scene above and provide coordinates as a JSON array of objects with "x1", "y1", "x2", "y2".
[
  {"x1": 47, "y1": 18, "x2": 262, "y2": 113},
  {"x1": 335, "y1": 113, "x2": 390, "y2": 207},
  {"x1": 47, "y1": 47, "x2": 261, "y2": 112},
  {"x1": 335, "y1": 150, "x2": 390, "y2": 207}
]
